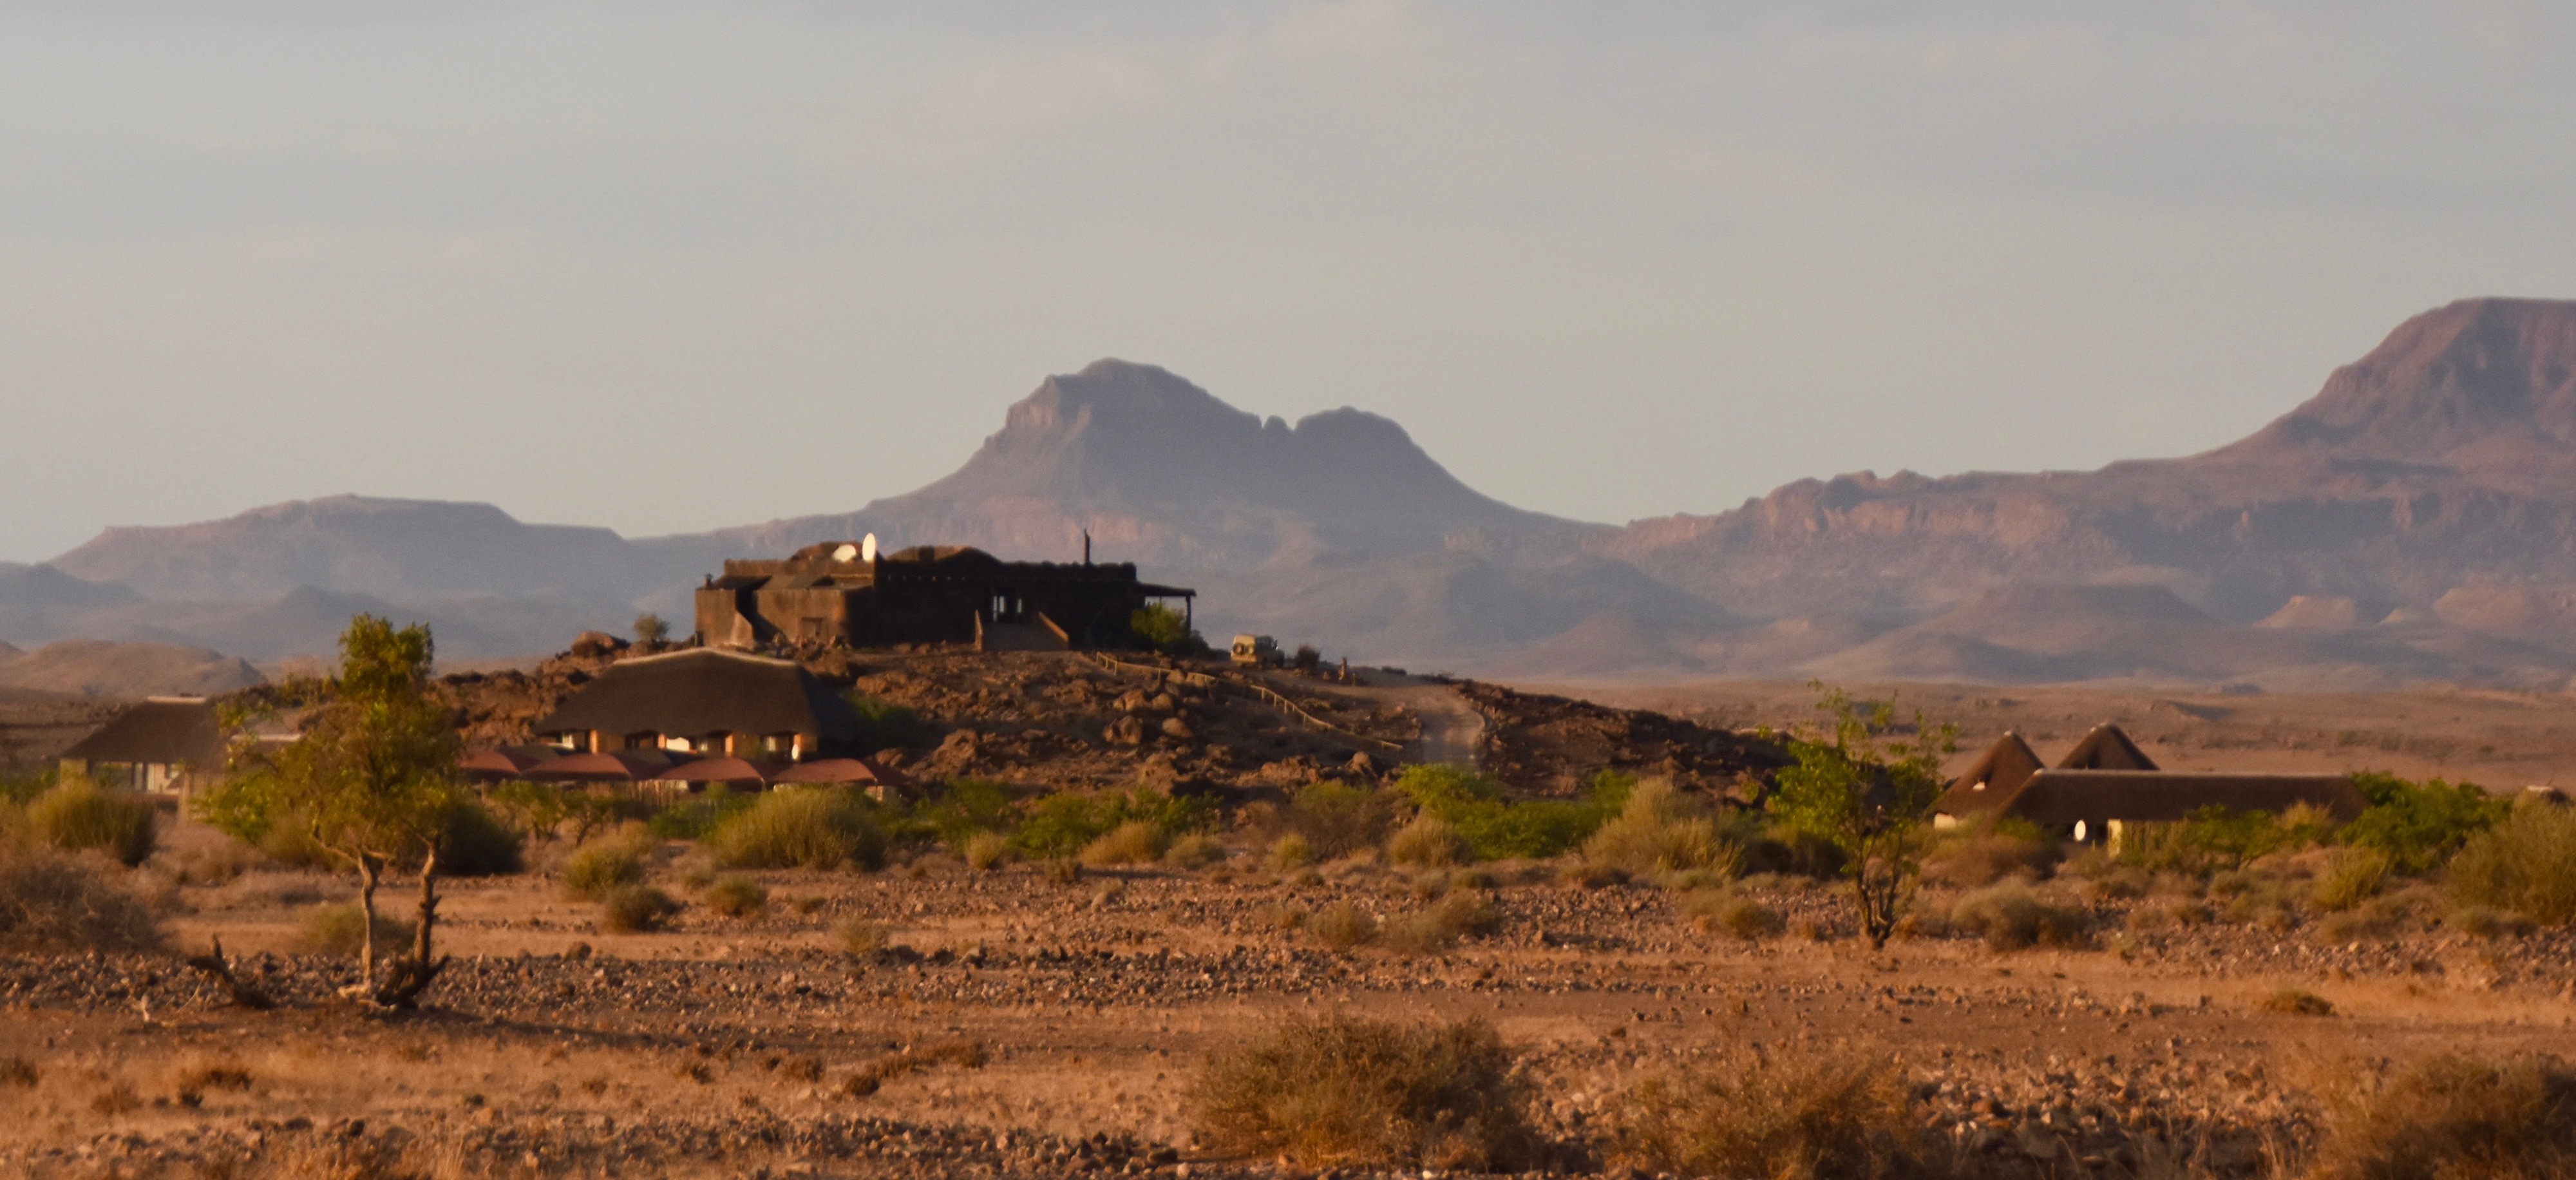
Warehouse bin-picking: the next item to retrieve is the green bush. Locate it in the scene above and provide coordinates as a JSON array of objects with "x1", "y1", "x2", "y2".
[
  {"x1": 909, "y1": 778, "x2": 1021, "y2": 850},
  {"x1": 1129, "y1": 604, "x2": 1203, "y2": 655},
  {"x1": 1581, "y1": 780, "x2": 1739, "y2": 880},
  {"x1": 2447, "y1": 803, "x2": 2576, "y2": 925},
  {"x1": 706, "y1": 788, "x2": 886, "y2": 871},
  {"x1": 2117, "y1": 803, "x2": 2335, "y2": 874},
  {"x1": 1610, "y1": 1052, "x2": 1938, "y2": 1180},
  {"x1": 1010, "y1": 788, "x2": 1210, "y2": 862},
  {"x1": 25, "y1": 779, "x2": 157, "y2": 867},
  {"x1": 646, "y1": 785, "x2": 759, "y2": 839},
  {"x1": 601, "y1": 885, "x2": 681, "y2": 932},
  {"x1": 439, "y1": 802, "x2": 524, "y2": 877},
  {"x1": 560, "y1": 826, "x2": 653, "y2": 900},
  {"x1": 1191, "y1": 1015, "x2": 1542, "y2": 1171},
  {"x1": 1393, "y1": 765, "x2": 1624, "y2": 861},
  {"x1": 848, "y1": 694, "x2": 931, "y2": 751},
  {"x1": 2344, "y1": 773, "x2": 2510, "y2": 875},
  {"x1": 0, "y1": 844, "x2": 164, "y2": 953},
  {"x1": 701, "y1": 874, "x2": 768, "y2": 918}
]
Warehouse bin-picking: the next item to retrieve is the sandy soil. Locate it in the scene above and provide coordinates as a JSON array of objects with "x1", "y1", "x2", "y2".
[{"x1": 3, "y1": 812, "x2": 2571, "y2": 1178}]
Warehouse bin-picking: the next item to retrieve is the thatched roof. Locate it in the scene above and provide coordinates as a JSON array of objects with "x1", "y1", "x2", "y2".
[
  {"x1": 1966, "y1": 769, "x2": 2366, "y2": 828},
  {"x1": 2057, "y1": 723, "x2": 2158, "y2": 771},
  {"x1": 530, "y1": 649, "x2": 863, "y2": 746},
  {"x1": 1935, "y1": 732, "x2": 2046, "y2": 817},
  {"x1": 62, "y1": 698, "x2": 224, "y2": 766}
]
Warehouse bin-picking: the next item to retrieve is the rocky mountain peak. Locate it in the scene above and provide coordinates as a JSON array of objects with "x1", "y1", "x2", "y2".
[{"x1": 2217, "y1": 296, "x2": 2576, "y2": 466}]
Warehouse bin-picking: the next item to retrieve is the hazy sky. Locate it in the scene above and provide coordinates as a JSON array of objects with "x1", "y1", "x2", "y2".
[{"x1": 5, "y1": 2, "x2": 2573, "y2": 561}]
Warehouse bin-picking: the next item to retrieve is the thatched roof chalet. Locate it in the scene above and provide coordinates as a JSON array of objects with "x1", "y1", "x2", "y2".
[
  {"x1": 59, "y1": 697, "x2": 226, "y2": 794},
  {"x1": 529, "y1": 648, "x2": 866, "y2": 761},
  {"x1": 1935, "y1": 723, "x2": 2368, "y2": 842}
]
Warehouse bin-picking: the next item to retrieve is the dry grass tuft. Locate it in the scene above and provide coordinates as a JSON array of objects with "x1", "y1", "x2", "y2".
[
  {"x1": 1922, "y1": 830, "x2": 2059, "y2": 888},
  {"x1": 0, "y1": 844, "x2": 164, "y2": 953},
  {"x1": 1191, "y1": 1014, "x2": 1543, "y2": 1172},
  {"x1": 2309, "y1": 1052, "x2": 2576, "y2": 1179},
  {"x1": 2447, "y1": 803, "x2": 2576, "y2": 925},
  {"x1": 296, "y1": 902, "x2": 415, "y2": 956},
  {"x1": 25, "y1": 777, "x2": 158, "y2": 866},
  {"x1": 88, "y1": 1081, "x2": 141, "y2": 1116},
  {"x1": 1949, "y1": 882, "x2": 2092, "y2": 951},
  {"x1": 962, "y1": 830, "x2": 1009, "y2": 871},
  {"x1": 1382, "y1": 890, "x2": 1501, "y2": 954},
  {"x1": 837, "y1": 1038, "x2": 989, "y2": 1098},
  {"x1": 707, "y1": 788, "x2": 886, "y2": 871},
  {"x1": 701, "y1": 873, "x2": 768, "y2": 918},
  {"x1": 1162, "y1": 832, "x2": 1222, "y2": 868},
  {"x1": 559, "y1": 824, "x2": 652, "y2": 901},
  {"x1": 1609, "y1": 1051, "x2": 1942, "y2": 1180},
  {"x1": 1580, "y1": 780, "x2": 1736, "y2": 880},
  {"x1": 1307, "y1": 901, "x2": 1380, "y2": 950},
  {"x1": 837, "y1": 917, "x2": 887, "y2": 956},
  {"x1": 1078, "y1": 819, "x2": 1168, "y2": 867},
  {"x1": 1684, "y1": 889, "x2": 1785, "y2": 940},
  {"x1": 600, "y1": 884, "x2": 681, "y2": 933},
  {"x1": 1386, "y1": 814, "x2": 1472, "y2": 868},
  {"x1": 1269, "y1": 832, "x2": 1316, "y2": 870},
  {"x1": 2313, "y1": 846, "x2": 2395, "y2": 912},
  {"x1": 2261, "y1": 987, "x2": 2335, "y2": 1016}
]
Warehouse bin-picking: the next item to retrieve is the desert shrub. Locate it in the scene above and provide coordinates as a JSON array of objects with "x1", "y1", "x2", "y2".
[
  {"x1": 962, "y1": 830, "x2": 1009, "y2": 871},
  {"x1": 1949, "y1": 883, "x2": 2090, "y2": 951},
  {"x1": 1192, "y1": 1015, "x2": 1542, "y2": 1171},
  {"x1": 1741, "y1": 822, "x2": 1847, "y2": 879},
  {"x1": 1383, "y1": 890, "x2": 1501, "y2": 954},
  {"x1": 0, "y1": 845, "x2": 164, "y2": 953},
  {"x1": 1282, "y1": 783, "x2": 1395, "y2": 859},
  {"x1": 2119, "y1": 804, "x2": 2334, "y2": 875},
  {"x1": 702, "y1": 874, "x2": 768, "y2": 918},
  {"x1": 2344, "y1": 772, "x2": 2510, "y2": 875},
  {"x1": 2448, "y1": 904, "x2": 2533, "y2": 939},
  {"x1": 297, "y1": 902, "x2": 415, "y2": 956},
  {"x1": 1309, "y1": 901, "x2": 1379, "y2": 950},
  {"x1": 1394, "y1": 765, "x2": 1624, "y2": 861},
  {"x1": 439, "y1": 802, "x2": 525, "y2": 877},
  {"x1": 1164, "y1": 833, "x2": 1222, "y2": 868},
  {"x1": 1386, "y1": 814, "x2": 1472, "y2": 867},
  {"x1": 1013, "y1": 787, "x2": 1211, "y2": 861},
  {"x1": 254, "y1": 821, "x2": 339, "y2": 870},
  {"x1": 2261, "y1": 987, "x2": 2334, "y2": 1016},
  {"x1": 1922, "y1": 821, "x2": 2059, "y2": 888},
  {"x1": 838, "y1": 1038, "x2": 989, "y2": 1097},
  {"x1": 25, "y1": 779, "x2": 157, "y2": 867},
  {"x1": 1684, "y1": 889, "x2": 1784, "y2": 940},
  {"x1": 849, "y1": 693, "x2": 930, "y2": 750},
  {"x1": 1269, "y1": 833, "x2": 1316, "y2": 870},
  {"x1": 2308, "y1": 1052, "x2": 2576, "y2": 1180},
  {"x1": 1079, "y1": 819, "x2": 1169, "y2": 867},
  {"x1": 2313, "y1": 846, "x2": 2396, "y2": 912},
  {"x1": 911, "y1": 778, "x2": 1020, "y2": 850},
  {"x1": 1609, "y1": 1051, "x2": 1940, "y2": 1180},
  {"x1": 708, "y1": 788, "x2": 886, "y2": 871},
  {"x1": 1581, "y1": 780, "x2": 1739, "y2": 880},
  {"x1": 560, "y1": 826, "x2": 652, "y2": 900},
  {"x1": 2447, "y1": 802, "x2": 2576, "y2": 924},
  {"x1": 837, "y1": 917, "x2": 887, "y2": 956},
  {"x1": 601, "y1": 885, "x2": 681, "y2": 932}
]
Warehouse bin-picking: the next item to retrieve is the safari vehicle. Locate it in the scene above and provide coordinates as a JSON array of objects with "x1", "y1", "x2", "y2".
[{"x1": 1229, "y1": 633, "x2": 1282, "y2": 667}]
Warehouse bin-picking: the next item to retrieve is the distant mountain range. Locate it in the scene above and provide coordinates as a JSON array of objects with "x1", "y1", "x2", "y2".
[{"x1": 13, "y1": 297, "x2": 2576, "y2": 693}]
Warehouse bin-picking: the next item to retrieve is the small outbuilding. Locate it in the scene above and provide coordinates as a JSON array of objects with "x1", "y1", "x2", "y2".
[
  {"x1": 58, "y1": 697, "x2": 227, "y2": 795},
  {"x1": 1935, "y1": 723, "x2": 2370, "y2": 847},
  {"x1": 527, "y1": 648, "x2": 867, "y2": 762}
]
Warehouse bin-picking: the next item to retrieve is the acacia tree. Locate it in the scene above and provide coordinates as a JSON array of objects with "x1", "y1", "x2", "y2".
[
  {"x1": 204, "y1": 615, "x2": 464, "y2": 1005},
  {"x1": 1768, "y1": 685, "x2": 1956, "y2": 950}
]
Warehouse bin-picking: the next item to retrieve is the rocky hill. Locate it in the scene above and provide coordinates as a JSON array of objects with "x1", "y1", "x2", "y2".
[
  {"x1": 0, "y1": 638, "x2": 263, "y2": 697},
  {"x1": 14, "y1": 299, "x2": 2576, "y2": 687}
]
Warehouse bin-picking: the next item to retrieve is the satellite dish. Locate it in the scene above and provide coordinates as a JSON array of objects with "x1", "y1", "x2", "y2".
[
  {"x1": 831, "y1": 543, "x2": 859, "y2": 562},
  {"x1": 860, "y1": 533, "x2": 879, "y2": 562}
]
